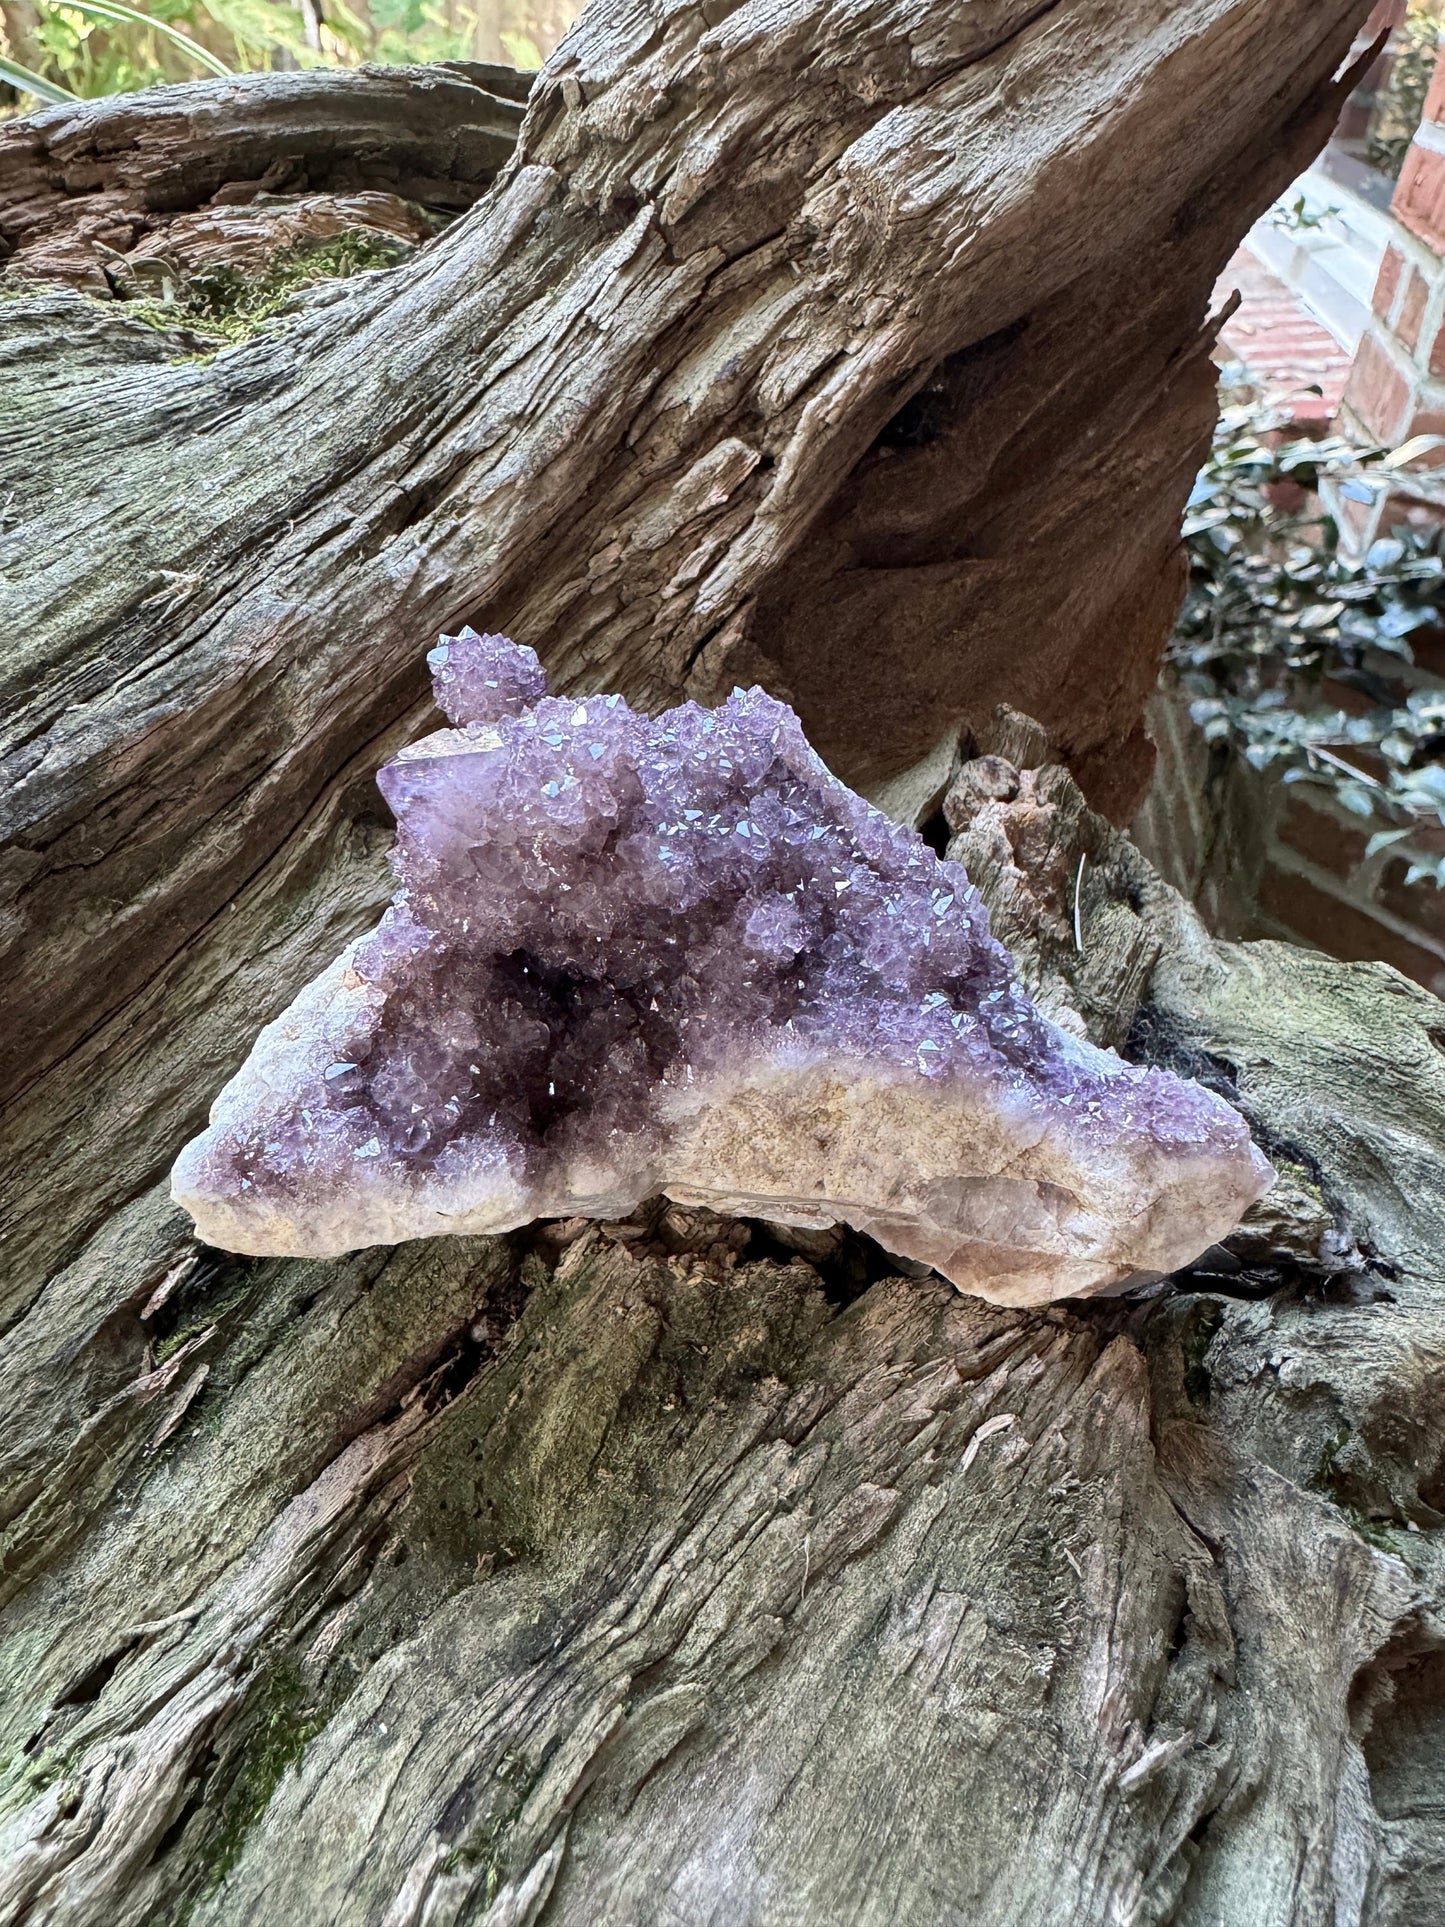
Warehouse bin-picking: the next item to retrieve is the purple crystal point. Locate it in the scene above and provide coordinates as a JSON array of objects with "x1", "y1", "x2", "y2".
[
  {"x1": 427, "y1": 628, "x2": 548, "y2": 727},
  {"x1": 173, "y1": 638, "x2": 1272, "y2": 1305}
]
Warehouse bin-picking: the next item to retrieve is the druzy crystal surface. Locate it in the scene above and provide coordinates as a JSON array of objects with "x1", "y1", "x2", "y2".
[{"x1": 173, "y1": 631, "x2": 1272, "y2": 1305}]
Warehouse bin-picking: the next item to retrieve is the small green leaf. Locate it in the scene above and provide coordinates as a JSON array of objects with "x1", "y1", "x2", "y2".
[
  {"x1": 1404, "y1": 765, "x2": 1445, "y2": 805},
  {"x1": 1379, "y1": 603, "x2": 1435, "y2": 637},
  {"x1": 1370, "y1": 632, "x2": 1417, "y2": 662},
  {"x1": 1295, "y1": 601, "x2": 1345, "y2": 631},
  {"x1": 1335, "y1": 781, "x2": 1378, "y2": 818}
]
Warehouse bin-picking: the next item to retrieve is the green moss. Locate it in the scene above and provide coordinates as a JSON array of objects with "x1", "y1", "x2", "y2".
[
  {"x1": 1316, "y1": 1422, "x2": 1352, "y2": 1495},
  {"x1": 203, "y1": 1665, "x2": 329, "y2": 1894},
  {"x1": 153, "y1": 1281, "x2": 253, "y2": 1364},
  {"x1": 437, "y1": 1747, "x2": 538, "y2": 1895},
  {"x1": 122, "y1": 228, "x2": 410, "y2": 349},
  {"x1": 0, "y1": 1743, "x2": 75, "y2": 1810},
  {"x1": 519, "y1": 1248, "x2": 559, "y2": 1295},
  {"x1": 1336, "y1": 1504, "x2": 1420, "y2": 1554},
  {"x1": 1313, "y1": 1423, "x2": 1428, "y2": 1546}
]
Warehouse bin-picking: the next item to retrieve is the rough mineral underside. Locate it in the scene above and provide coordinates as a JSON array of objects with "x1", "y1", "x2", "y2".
[{"x1": 172, "y1": 632, "x2": 1271, "y2": 1304}]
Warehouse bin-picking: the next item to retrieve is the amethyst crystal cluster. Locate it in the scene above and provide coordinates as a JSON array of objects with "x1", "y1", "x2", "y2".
[{"x1": 173, "y1": 631, "x2": 1271, "y2": 1304}]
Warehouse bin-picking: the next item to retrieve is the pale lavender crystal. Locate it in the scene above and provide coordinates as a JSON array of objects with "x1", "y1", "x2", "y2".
[
  {"x1": 173, "y1": 631, "x2": 1272, "y2": 1303},
  {"x1": 427, "y1": 628, "x2": 547, "y2": 727}
]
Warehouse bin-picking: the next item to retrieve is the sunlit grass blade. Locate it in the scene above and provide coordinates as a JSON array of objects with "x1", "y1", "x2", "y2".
[
  {"x1": 48, "y1": 0, "x2": 234, "y2": 77},
  {"x1": 0, "y1": 50, "x2": 79, "y2": 100}
]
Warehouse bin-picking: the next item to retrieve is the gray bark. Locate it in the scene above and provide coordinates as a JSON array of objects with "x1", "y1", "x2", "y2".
[{"x1": 8, "y1": 4, "x2": 1443, "y2": 1925}]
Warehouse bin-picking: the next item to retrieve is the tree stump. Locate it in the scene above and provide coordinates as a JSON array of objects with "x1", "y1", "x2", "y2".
[{"x1": 8, "y1": 4, "x2": 1440, "y2": 1924}]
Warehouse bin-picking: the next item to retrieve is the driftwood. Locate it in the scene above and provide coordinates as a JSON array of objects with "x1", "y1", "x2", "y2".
[{"x1": 7, "y1": 2, "x2": 1443, "y2": 1923}]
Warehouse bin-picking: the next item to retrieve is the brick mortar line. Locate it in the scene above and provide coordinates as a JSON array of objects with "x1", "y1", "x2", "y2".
[
  {"x1": 1265, "y1": 843, "x2": 1445, "y2": 967},
  {"x1": 1409, "y1": 114, "x2": 1445, "y2": 161},
  {"x1": 1379, "y1": 224, "x2": 1443, "y2": 281},
  {"x1": 1355, "y1": 317, "x2": 1445, "y2": 408}
]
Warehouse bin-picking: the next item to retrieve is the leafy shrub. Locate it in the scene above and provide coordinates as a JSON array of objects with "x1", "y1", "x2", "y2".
[{"x1": 1170, "y1": 388, "x2": 1445, "y2": 886}]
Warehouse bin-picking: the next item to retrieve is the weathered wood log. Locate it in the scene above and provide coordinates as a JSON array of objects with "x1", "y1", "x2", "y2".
[
  {"x1": 0, "y1": 64, "x2": 529, "y2": 289},
  {"x1": 1, "y1": 0, "x2": 1367, "y2": 1122},
  {"x1": 10, "y1": 3, "x2": 1443, "y2": 1924}
]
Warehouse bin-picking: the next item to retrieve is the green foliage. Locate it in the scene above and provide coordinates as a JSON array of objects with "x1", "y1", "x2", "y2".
[
  {"x1": 6, "y1": 0, "x2": 241, "y2": 101},
  {"x1": 203, "y1": 1665, "x2": 329, "y2": 1893},
  {"x1": 0, "y1": 45, "x2": 74, "y2": 94},
  {"x1": 367, "y1": 0, "x2": 479, "y2": 67},
  {"x1": 0, "y1": 1743, "x2": 76, "y2": 1818},
  {"x1": 498, "y1": 24, "x2": 538, "y2": 64},
  {"x1": 68, "y1": 0, "x2": 229, "y2": 74},
  {"x1": 0, "y1": 0, "x2": 569, "y2": 106},
  {"x1": 1170, "y1": 388, "x2": 1445, "y2": 888},
  {"x1": 1268, "y1": 194, "x2": 1341, "y2": 236}
]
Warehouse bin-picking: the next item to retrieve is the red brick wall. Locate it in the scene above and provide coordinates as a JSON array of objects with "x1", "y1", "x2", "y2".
[
  {"x1": 1341, "y1": 15, "x2": 1445, "y2": 458},
  {"x1": 1260, "y1": 793, "x2": 1445, "y2": 988}
]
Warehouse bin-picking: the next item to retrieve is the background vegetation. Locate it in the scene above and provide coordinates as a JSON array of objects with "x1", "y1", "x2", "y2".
[
  {"x1": 1170, "y1": 385, "x2": 1445, "y2": 888},
  {"x1": 1367, "y1": 0, "x2": 1445, "y2": 178},
  {"x1": 0, "y1": 0, "x2": 580, "y2": 105}
]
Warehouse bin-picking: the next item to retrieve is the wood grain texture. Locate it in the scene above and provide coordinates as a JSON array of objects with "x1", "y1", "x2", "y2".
[{"x1": 0, "y1": 64, "x2": 529, "y2": 288}]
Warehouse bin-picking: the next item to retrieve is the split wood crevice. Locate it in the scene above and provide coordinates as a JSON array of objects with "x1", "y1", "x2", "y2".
[{"x1": 7, "y1": 4, "x2": 1444, "y2": 1922}]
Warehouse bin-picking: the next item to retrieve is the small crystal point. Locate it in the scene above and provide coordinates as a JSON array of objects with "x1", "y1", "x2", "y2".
[
  {"x1": 172, "y1": 634, "x2": 1272, "y2": 1305},
  {"x1": 426, "y1": 627, "x2": 548, "y2": 727}
]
